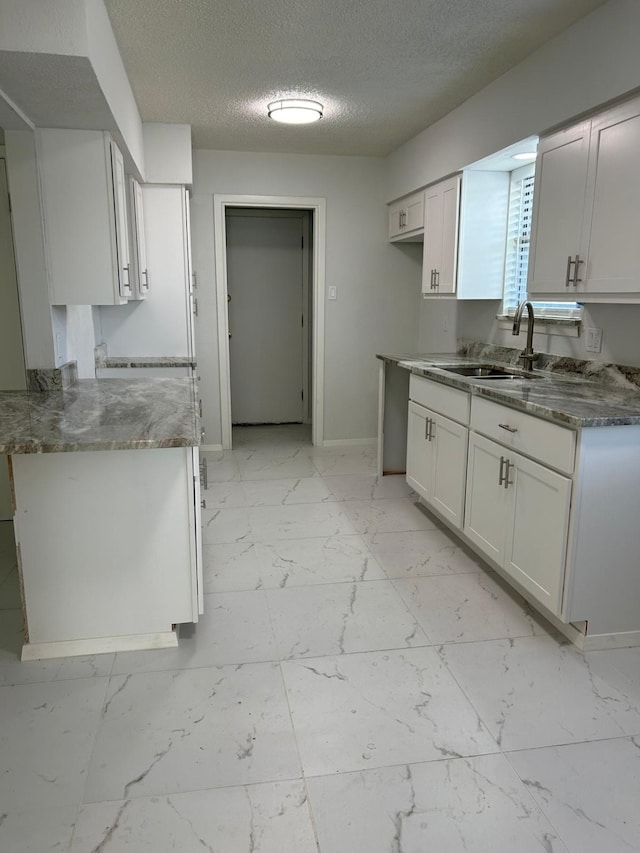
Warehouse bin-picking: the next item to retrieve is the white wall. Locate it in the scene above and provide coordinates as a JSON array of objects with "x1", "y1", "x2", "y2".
[
  {"x1": 192, "y1": 149, "x2": 421, "y2": 443},
  {"x1": 388, "y1": 0, "x2": 640, "y2": 200}
]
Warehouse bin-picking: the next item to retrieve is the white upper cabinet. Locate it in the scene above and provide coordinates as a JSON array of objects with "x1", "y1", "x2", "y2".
[
  {"x1": 422, "y1": 175, "x2": 460, "y2": 295},
  {"x1": 388, "y1": 190, "x2": 424, "y2": 241},
  {"x1": 529, "y1": 95, "x2": 640, "y2": 302},
  {"x1": 38, "y1": 129, "x2": 132, "y2": 305},
  {"x1": 128, "y1": 177, "x2": 150, "y2": 300}
]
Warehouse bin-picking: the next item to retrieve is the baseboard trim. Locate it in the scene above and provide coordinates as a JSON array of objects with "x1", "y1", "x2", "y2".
[
  {"x1": 21, "y1": 630, "x2": 178, "y2": 661},
  {"x1": 322, "y1": 437, "x2": 377, "y2": 447},
  {"x1": 579, "y1": 629, "x2": 640, "y2": 652},
  {"x1": 200, "y1": 443, "x2": 223, "y2": 452}
]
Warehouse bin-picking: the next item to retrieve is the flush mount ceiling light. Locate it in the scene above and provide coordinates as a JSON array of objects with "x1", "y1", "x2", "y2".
[
  {"x1": 513, "y1": 152, "x2": 537, "y2": 161},
  {"x1": 267, "y1": 99, "x2": 323, "y2": 124}
]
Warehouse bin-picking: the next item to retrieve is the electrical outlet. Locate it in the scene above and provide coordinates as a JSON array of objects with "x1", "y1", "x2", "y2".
[{"x1": 585, "y1": 327, "x2": 602, "y2": 353}]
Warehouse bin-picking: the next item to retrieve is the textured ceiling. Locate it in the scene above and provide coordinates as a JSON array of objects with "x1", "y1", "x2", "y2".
[{"x1": 103, "y1": 0, "x2": 606, "y2": 156}]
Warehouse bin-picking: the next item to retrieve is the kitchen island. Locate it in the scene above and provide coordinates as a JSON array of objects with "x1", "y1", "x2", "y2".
[{"x1": 0, "y1": 378, "x2": 203, "y2": 660}]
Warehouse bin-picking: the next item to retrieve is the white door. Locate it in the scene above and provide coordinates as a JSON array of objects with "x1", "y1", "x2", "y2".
[
  {"x1": 431, "y1": 412, "x2": 468, "y2": 529},
  {"x1": 0, "y1": 157, "x2": 27, "y2": 519},
  {"x1": 464, "y1": 433, "x2": 510, "y2": 566},
  {"x1": 406, "y1": 401, "x2": 434, "y2": 500},
  {"x1": 226, "y1": 213, "x2": 304, "y2": 424}
]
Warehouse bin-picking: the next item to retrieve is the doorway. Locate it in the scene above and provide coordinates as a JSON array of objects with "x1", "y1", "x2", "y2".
[
  {"x1": 213, "y1": 195, "x2": 326, "y2": 449},
  {"x1": 225, "y1": 208, "x2": 309, "y2": 426}
]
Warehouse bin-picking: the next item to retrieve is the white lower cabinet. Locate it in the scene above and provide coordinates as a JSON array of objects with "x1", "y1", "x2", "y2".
[
  {"x1": 465, "y1": 432, "x2": 571, "y2": 615},
  {"x1": 406, "y1": 392, "x2": 468, "y2": 529}
]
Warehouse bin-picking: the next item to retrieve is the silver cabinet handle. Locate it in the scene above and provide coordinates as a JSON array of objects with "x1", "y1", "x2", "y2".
[
  {"x1": 574, "y1": 254, "x2": 583, "y2": 285},
  {"x1": 142, "y1": 270, "x2": 149, "y2": 289},
  {"x1": 498, "y1": 456, "x2": 513, "y2": 489},
  {"x1": 435, "y1": 270, "x2": 439, "y2": 288},
  {"x1": 498, "y1": 423, "x2": 518, "y2": 433},
  {"x1": 424, "y1": 417, "x2": 430, "y2": 440},
  {"x1": 201, "y1": 498, "x2": 206, "y2": 509},
  {"x1": 428, "y1": 418, "x2": 435, "y2": 441},
  {"x1": 193, "y1": 297, "x2": 198, "y2": 317},
  {"x1": 565, "y1": 255, "x2": 574, "y2": 287}
]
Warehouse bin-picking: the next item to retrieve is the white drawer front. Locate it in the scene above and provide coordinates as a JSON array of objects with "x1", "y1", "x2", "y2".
[
  {"x1": 409, "y1": 375, "x2": 470, "y2": 424},
  {"x1": 470, "y1": 397, "x2": 576, "y2": 474}
]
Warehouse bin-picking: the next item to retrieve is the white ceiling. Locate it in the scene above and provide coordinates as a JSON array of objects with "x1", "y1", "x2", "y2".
[{"x1": 103, "y1": 0, "x2": 606, "y2": 157}]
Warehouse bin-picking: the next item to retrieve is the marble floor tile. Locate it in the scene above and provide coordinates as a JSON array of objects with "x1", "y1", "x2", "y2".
[
  {"x1": 0, "y1": 677, "x2": 108, "y2": 809},
  {"x1": 394, "y1": 570, "x2": 553, "y2": 644},
  {"x1": 325, "y1": 473, "x2": 415, "y2": 502},
  {"x1": 72, "y1": 780, "x2": 318, "y2": 853},
  {"x1": 441, "y1": 636, "x2": 640, "y2": 751},
  {"x1": 365, "y1": 528, "x2": 484, "y2": 578},
  {"x1": 281, "y1": 648, "x2": 498, "y2": 776},
  {"x1": 200, "y1": 450, "x2": 241, "y2": 482},
  {"x1": 203, "y1": 535, "x2": 385, "y2": 592},
  {"x1": 266, "y1": 580, "x2": 429, "y2": 659},
  {"x1": 307, "y1": 754, "x2": 566, "y2": 853},
  {"x1": 0, "y1": 609, "x2": 114, "y2": 686},
  {"x1": 201, "y1": 479, "x2": 247, "y2": 508},
  {"x1": 84, "y1": 663, "x2": 301, "y2": 803},
  {"x1": 201, "y1": 501, "x2": 357, "y2": 544},
  {"x1": 238, "y1": 455, "x2": 319, "y2": 481},
  {"x1": 310, "y1": 446, "x2": 377, "y2": 477},
  {"x1": 112, "y1": 591, "x2": 277, "y2": 674},
  {"x1": 507, "y1": 736, "x2": 640, "y2": 853},
  {"x1": 0, "y1": 806, "x2": 77, "y2": 853},
  {"x1": 342, "y1": 498, "x2": 439, "y2": 535},
  {"x1": 241, "y1": 476, "x2": 335, "y2": 506}
]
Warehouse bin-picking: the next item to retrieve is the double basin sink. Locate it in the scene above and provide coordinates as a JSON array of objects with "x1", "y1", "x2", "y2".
[{"x1": 440, "y1": 365, "x2": 542, "y2": 380}]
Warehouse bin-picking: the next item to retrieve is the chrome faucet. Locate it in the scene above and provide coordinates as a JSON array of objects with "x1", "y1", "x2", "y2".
[{"x1": 512, "y1": 301, "x2": 538, "y2": 372}]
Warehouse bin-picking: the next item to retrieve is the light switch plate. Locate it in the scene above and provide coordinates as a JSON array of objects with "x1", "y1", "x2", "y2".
[
  {"x1": 585, "y1": 327, "x2": 602, "y2": 353},
  {"x1": 328, "y1": 286, "x2": 337, "y2": 300}
]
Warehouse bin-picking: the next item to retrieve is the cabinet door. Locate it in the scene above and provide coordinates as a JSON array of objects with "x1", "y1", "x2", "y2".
[
  {"x1": 582, "y1": 100, "x2": 640, "y2": 296},
  {"x1": 404, "y1": 192, "x2": 424, "y2": 233},
  {"x1": 504, "y1": 451, "x2": 571, "y2": 616},
  {"x1": 527, "y1": 122, "x2": 591, "y2": 295},
  {"x1": 129, "y1": 178, "x2": 149, "y2": 299},
  {"x1": 431, "y1": 412, "x2": 468, "y2": 529},
  {"x1": 464, "y1": 433, "x2": 510, "y2": 565},
  {"x1": 422, "y1": 184, "x2": 444, "y2": 293},
  {"x1": 191, "y1": 446, "x2": 204, "y2": 617},
  {"x1": 109, "y1": 141, "x2": 132, "y2": 300},
  {"x1": 422, "y1": 176, "x2": 459, "y2": 294},
  {"x1": 406, "y1": 401, "x2": 434, "y2": 500},
  {"x1": 388, "y1": 201, "x2": 405, "y2": 239}
]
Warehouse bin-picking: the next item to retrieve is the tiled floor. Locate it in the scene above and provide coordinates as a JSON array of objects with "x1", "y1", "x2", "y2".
[{"x1": 1, "y1": 424, "x2": 640, "y2": 851}]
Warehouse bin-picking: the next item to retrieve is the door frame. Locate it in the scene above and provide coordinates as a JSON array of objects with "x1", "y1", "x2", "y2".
[{"x1": 213, "y1": 194, "x2": 326, "y2": 448}]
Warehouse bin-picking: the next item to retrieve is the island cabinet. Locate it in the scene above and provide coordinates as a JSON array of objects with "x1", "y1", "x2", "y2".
[
  {"x1": 464, "y1": 399, "x2": 574, "y2": 616},
  {"x1": 528, "y1": 94, "x2": 640, "y2": 302},
  {"x1": 37, "y1": 128, "x2": 133, "y2": 305},
  {"x1": 406, "y1": 375, "x2": 469, "y2": 529}
]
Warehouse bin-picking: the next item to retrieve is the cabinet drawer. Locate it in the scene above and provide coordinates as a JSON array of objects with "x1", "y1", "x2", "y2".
[
  {"x1": 470, "y1": 397, "x2": 575, "y2": 474},
  {"x1": 409, "y1": 375, "x2": 470, "y2": 424}
]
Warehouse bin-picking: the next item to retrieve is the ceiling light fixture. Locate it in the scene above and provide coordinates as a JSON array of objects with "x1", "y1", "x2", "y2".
[
  {"x1": 268, "y1": 99, "x2": 323, "y2": 124},
  {"x1": 513, "y1": 152, "x2": 537, "y2": 161}
]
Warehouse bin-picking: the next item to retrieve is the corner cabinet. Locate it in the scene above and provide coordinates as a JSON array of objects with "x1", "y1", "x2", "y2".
[
  {"x1": 388, "y1": 190, "x2": 424, "y2": 241},
  {"x1": 406, "y1": 375, "x2": 469, "y2": 529},
  {"x1": 37, "y1": 128, "x2": 133, "y2": 305},
  {"x1": 422, "y1": 175, "x2": 460, "y2": 295},
  {"x1": 529, "y1": 95, "x2": 640, "y2": 302}
]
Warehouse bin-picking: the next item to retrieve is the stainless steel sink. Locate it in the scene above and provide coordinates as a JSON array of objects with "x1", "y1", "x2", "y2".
[{"x1": 440, "y1": 365, "x2": 540, "y2": 379}]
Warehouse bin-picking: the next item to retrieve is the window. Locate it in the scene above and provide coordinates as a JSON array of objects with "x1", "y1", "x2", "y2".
[{"x1": 502, "y1": 164, "x2": 580, "y2": 319}]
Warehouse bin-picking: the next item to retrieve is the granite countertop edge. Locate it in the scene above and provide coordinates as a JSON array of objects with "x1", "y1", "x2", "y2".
[
  {"x1": 377, "y1": 353, "x2": 640, "y2": 428},
  {"x1": 0, "y1": 377, "x2": 201, "y2": 454}
]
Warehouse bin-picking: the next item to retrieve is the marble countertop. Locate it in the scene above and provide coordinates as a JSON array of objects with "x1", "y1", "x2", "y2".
[
  {"x1": 0, "y1": 378, "x2": 200, "y2": 454},
  {"x1": 98, "y1": 356, "x2": 197, "y2": 369},
  {"x1": 378, "y1": 353, "x2": 640, "y2": 428}
]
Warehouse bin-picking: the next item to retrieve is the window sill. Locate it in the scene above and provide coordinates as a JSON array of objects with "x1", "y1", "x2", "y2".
[{"x1": 496, "y1": 315, "x2": 581, "y2": 338}]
